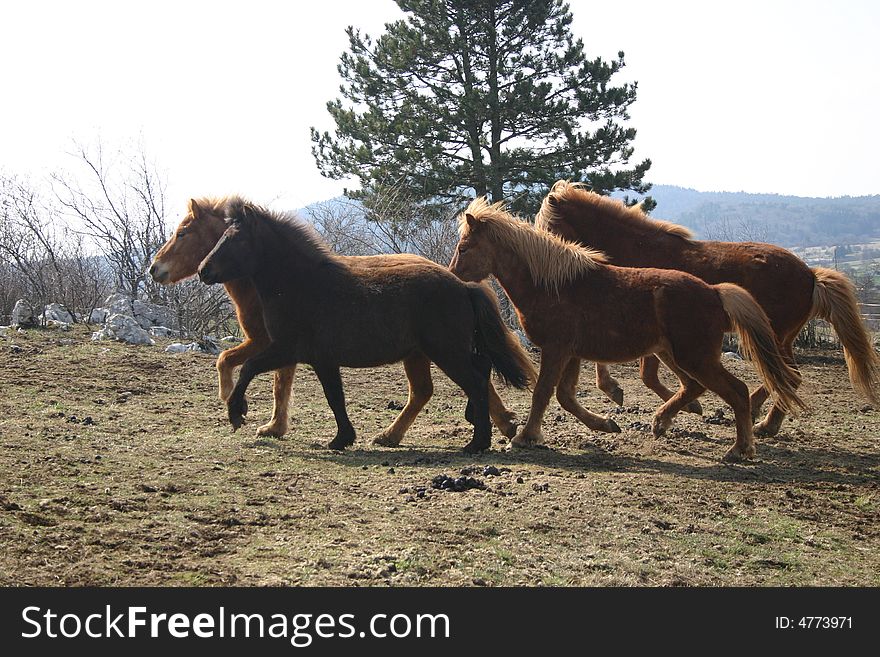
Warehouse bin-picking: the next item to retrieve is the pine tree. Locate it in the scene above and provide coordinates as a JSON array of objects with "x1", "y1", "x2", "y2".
[{"x1": 311, "y1": 0, "x2": 653, "y2": 214}]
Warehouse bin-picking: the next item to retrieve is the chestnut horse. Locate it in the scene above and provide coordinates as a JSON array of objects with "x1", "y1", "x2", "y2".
[
  {"x1": 197, "y1": 197, "x2": 533, "y2": 453},
  {"x1": 535, "y1": 181, "x2": 880, "y2": 435},
  {"x1": 450, "y1": 199, "x2": 806, "y2": 461},
  {"x1": 150, "y1": 198, "x2": 528, "y2": 443}
]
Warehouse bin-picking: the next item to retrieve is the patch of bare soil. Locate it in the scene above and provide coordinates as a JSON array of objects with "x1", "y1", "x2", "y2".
[{"x1": 0, "y1": 327, "x2": 877, "y2": 586}]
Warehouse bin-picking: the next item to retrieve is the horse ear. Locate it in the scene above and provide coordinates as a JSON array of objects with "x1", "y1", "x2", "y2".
[
  {"x1": 465, "y1": 213, "x2": 481, "y2": 229},
  {"x1": 189, "y1": 199, "x2": 201, "y2": 219}
]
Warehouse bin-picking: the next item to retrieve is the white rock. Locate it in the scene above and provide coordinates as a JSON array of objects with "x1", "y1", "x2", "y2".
[
  {"x1": 219, "y1": 335, "x2": 241, "y2": 344},
  {"x1": 103, "y1": 293, "x2": 134, "y2": 317},
  {"x1": 11, "y1": 299, "x2": 38, "y2": 328},
  {"x1": 149, "y1": 326, "x2": 176, "y2": 338},
  {"x1": 165, "y1": 341, "x2": 205, "y2": 354},
  {"x1": 91, "y1": 313, "x2": 155, "y2": 345},
  {"x1": 132, "y1": 299, "x2": 173, "y2": 330},
  {"x1": 46, "y1": 320, "x2": 71, "y2": 331},
  {"x1": 43, "y1": 303, "x2": 74, "y2": 324},
  {"x1": 89, "y1": 308, "x2": 109, "y2": 324},
  {"x1": 722, "y1": 351, "x2": 743, "y2": 360}
]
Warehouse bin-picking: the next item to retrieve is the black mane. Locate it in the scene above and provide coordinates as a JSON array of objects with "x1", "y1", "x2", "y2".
[{"x1": 224, "y1": 196, "x2": 336, "y2": 266}]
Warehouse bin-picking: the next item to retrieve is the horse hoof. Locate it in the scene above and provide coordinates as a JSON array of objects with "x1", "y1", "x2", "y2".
[
  {"x1": 510, "y1": 431, "x2": 542, "y2": 449},
  {"x1": 610, "y1": 387, "x2": 624, "y2": 407},
  {"x1": 498, "y1": 422, "x2": 519, "y2": 439},
  {"x1": 604, "y1": 418, "x2": 621, "y2": 433},
  {"x1": 753, "y1": 420, "x2": 781, "y2": 437},
  {"x1": 685, "y1": 400, "x2": 703, "y2": 415},
  {"x1": 461, "y1": 440, "x2": 489, "y2": 454},
  {"x1": 651, "y1": 417, "x2": 669, "y2": 438},
  {"x1": 256, "y1": 422, "x2": 286, "y2": 438},
  {"x1": 229, "y1": 413, "x2": 244, "y2": 432},
  {"x1": 372, "y1": 433, "x2": 402, "y2": 447},
  {"x1": 722, "y1": 445, "x2": 756, "y2": 462},
  {"x1": 327, "y1": 432, "x2": 356, "y2": 450}
]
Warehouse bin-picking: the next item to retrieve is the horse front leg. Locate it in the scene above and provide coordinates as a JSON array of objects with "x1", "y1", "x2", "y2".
[
  {"x1": 373, "y1": 354, "x2": 433, "y2": 447},
  {"x1": 511, "y1": 347, "x2": 566, "y2": 448},
  {"x1": 558, "y1": 358, "x2": 620, "y2": 433},
  {"x1": 216, "y1": 338, "x2": 265, "y2": 402},
  {"x1": 256, "y1": 366, "x2": 297, "y2": 437},
  {"x1": 313, "y1": 364, "x2": 357, "y2": 450},
  {"x1": 228, "y1": 342, "x2": 296, "y2": 431}
]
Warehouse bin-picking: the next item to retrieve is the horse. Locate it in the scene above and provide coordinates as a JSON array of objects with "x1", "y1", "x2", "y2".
[
  {"x1": 534, "y1": 180, "x2": 880, "y2": 435},
  {"x1": 449, "y1": 198, "x2": 807, "y2": 461},
  {"x1": 196, "y1": 197, "x2": 533, "y2": 453},
  {"x1": 150, "y1": 198, "x2": 530, "y2": 444}
]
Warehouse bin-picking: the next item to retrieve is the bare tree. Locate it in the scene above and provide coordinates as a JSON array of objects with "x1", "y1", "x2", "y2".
[
  {"x1": 52, "y1": 139, "x2": 168, "y2": 299},
  {"x1": 700, "y1": 214, "x2": 769, "y2": 242},
  {"x1": 0, "y1": 174, "x2": 109, "y2": 322}
]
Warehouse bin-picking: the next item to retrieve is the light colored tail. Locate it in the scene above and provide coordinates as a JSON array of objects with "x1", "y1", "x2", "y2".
[
  {"x1": 716, "y1": 283, "x2": 808, "y2": 414},
  {"x1": 811, "y1": 267, "x2": 880, "y2": 404}
]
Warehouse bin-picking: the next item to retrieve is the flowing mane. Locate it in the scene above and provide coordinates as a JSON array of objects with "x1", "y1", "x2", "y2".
[
  {"x1": 534, "y1": 180, "x2": 694, "y2": 240},
  {"x1": 224, "y1": 196, "x2": 338, "y2": 267},
  {"x1": 459, "y1": 197, "x2": 607, "y2": 293}
]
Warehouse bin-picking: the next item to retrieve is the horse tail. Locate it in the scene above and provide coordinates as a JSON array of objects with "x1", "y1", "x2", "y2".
[
  {"x1": 811, "y1": 267, "x2": 880, "y2": 404},
  {"x1": 716, "y1": 283, "x2": 808, "y2": 415},
  {"x1": 467, "y1": 284, "x2": 535, "y2": 389}
]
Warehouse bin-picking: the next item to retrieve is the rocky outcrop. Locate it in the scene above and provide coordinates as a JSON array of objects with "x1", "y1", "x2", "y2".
[
  {"x1": 91, "y1": 313, "x2": 155, "y2": 346},
  {"x1": 11, "y1": 299, "x2": 38, "y2": 328}
]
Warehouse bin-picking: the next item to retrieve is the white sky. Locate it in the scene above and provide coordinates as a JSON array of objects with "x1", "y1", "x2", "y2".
[{"x1": 1, "y1": 0, "x2": 878, "y2": 217}]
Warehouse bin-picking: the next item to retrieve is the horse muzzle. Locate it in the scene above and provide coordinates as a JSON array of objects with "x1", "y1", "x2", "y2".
[
  {"x1": 149, "y1": 262, "x2": 170, "y2": 284},
  {"x1": 198, "y1": 264, "x2": 218, "y2": 284}
]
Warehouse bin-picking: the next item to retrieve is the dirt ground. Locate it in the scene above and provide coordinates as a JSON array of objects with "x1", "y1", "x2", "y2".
[{"x1": 0, "y1": 325, "x2": 877, "y2": 586}]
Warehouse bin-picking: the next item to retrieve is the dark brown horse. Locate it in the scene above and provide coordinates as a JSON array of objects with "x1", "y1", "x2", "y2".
[
  {"x1": 197, "y1": 197, "x2": 533, "y2": 453},
  {"x1": 150, "y1": 198, "x2": 528, "y2": 443},
  {"x1": 535, "y1": 181, "x2": 879, "y2": 434},
  {"x1": 450, "y1": 199, "x2": 806, "y2": 461}
]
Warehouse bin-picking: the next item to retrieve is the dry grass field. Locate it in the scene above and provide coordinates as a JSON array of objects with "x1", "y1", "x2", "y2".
[{"x1": 1, "y1": 326, "x2": 877, "y2": 586}]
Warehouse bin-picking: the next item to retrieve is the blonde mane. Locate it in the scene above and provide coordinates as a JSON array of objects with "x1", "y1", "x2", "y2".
[
  {"x1": 534, "y1": 180, "x2": 694, "y2": 240},
  {"x1": 460, "y1": 197, "x2": 607, "y2": 293}
]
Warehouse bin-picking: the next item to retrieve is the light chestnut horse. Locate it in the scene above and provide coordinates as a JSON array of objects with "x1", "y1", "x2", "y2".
[
  {"x1": 449, "y1": 199, "x2": 807, "y2": 461},
  {"x1": 535, "y1": 181, "x2": 880, "y2": 434},
  {"x1": 150, "y1": 198, "x2": 530, "y2": 444}
]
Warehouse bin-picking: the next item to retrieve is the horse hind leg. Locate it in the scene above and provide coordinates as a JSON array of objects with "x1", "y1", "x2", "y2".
[
  {"x1": 314, "y1": 364, "x2": 357, "y2": 450},
  {"x1": 558, "y1": 358, "x2": 620, "y2": 433},
  {"x1": 681, "y1": 358, "x2": 754, "y2": 461},
  {"x1": 649, "y1": 352, "x2": 706, "y2": 437},
  {"x1": 429, "y1": 347, "x2": 492, "y2": 454},
  {"x1": 595, "y1": 362, "x2": 625, "y2": 406},
  {"x1": 256, "y1": 365, "x2": 297, "y2": 437},
  {"x1": 754, "y1": 333, "x2": 801, "y2": 437},
  {"x1": 373, "y1": 353, "x2": 433, "y2": 447},
  {"x1": 488, "y1": 382, "x2": 519, "y2": 438},
  {"x1": 641, "y1": 355, "x2": 703, "y2": 415}
]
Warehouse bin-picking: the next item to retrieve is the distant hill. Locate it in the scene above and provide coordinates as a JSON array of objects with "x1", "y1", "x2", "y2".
[
  {"x1": 631, "y1": 185, "x2": 880, "y2": 248},
  {"x1": 299, "y1": 186, "x2": 880, "y2": 250}
]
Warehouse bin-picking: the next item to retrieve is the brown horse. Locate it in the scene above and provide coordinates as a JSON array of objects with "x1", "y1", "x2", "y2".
[
  {"x1": 197, "y1": 197, "x2": 533, "y2": 453},
  {"x1": 450, "y1": 199, "x2": 806, "y2": 461},
  {"x1": 535, "y1": 181, "x2": 880, "y2": 434},
  {"x1": 150, "y1": 198, "x2": 528, "y2": 443}
]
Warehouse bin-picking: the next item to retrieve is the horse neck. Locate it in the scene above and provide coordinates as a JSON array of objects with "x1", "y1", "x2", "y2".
[
  {"x1": 489, "y1": 247, "x2": 552, "y2": 312},
  {"x1": 250, "y1": 220, "x2": 343, "y2": 296}
]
